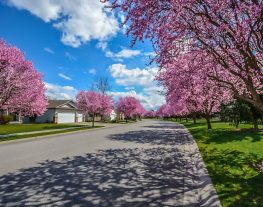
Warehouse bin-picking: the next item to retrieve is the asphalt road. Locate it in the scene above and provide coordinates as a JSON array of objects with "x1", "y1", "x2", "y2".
[{"x1": 0, "y1": 119, "x2": 221, "y2": 207}]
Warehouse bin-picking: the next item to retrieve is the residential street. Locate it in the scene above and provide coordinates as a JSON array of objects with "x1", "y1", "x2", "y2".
[{"x1": 0, "y1": 120, "x2": 221, "y2": 206}]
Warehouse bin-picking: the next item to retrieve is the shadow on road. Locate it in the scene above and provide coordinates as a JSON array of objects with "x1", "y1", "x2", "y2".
[
  {"x1": 0, "y1": 148, "x2": 195, "y2": 206},
  {"x1": 108, "y1": 129, "x2": 194, "y2": 146},
  {"x1": 0, "y1": 123, "x2": 220, "y2": 206}
]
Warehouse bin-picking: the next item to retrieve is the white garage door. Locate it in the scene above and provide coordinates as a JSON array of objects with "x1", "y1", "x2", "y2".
[{"x1": 57, "y1": 112, "x2": 75, "y2": 123}]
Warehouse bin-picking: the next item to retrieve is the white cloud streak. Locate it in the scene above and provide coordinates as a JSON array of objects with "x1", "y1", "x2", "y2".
[
  {"x1": 58, "y1": 73, "x2": 72, "y2": 81},
  {"x1": 97, "y1": 42, "x2": 141, "y2": 61},
  {"x1": 88, "y1": 68, "x2": 97, "y2": 75},
  {"x1": 65, "y1": 52, "x2": 77, "y2": 61},
  {"x1": 44, "y1": 47, "x2": 54, "y2": 54}
]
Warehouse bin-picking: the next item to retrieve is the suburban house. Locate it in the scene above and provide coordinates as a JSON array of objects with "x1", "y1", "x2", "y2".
[
  {"x1": 23, "y1": 100, "x2": 85, "y2": 124},
  {"x1": 105, "y1": 109, "x2": 117, "y2": 121},
  {"x1": 86, "y1": 109, "x2": 117, "y2": 122}
]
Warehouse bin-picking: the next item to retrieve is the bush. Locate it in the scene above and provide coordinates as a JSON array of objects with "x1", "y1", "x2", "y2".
[{"x1": 0, "y1": 115, "x2": 13, "y2": 124}]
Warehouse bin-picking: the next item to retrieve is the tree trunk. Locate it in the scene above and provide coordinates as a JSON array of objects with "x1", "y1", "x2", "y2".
[
  {"x1": 126, "y1": 117, "x2": 128, "y2": 123},
  {"x1": 252, "y1": 116, "x2": 259, "y2": 130},
  {"x1": 92, "y1": 113, "x2": 95, "y2": 127},
  {"x1": 193, "y1": 113, "x2": 197, "y2": 124},
  {"x1": 205, "y1": 114, "x2": 212, "y2": 129},
  {"x1": 186, "y1": 117, "x2": 188, "y2": 122}
]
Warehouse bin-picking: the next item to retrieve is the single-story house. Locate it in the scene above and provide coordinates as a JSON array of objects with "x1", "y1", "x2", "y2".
[
  {"x1": 104, "y1": 109, "x2": 117, "y2": 121},
  {"x1": 23, "y1": 100, "x2": 85, "y2": 124}
]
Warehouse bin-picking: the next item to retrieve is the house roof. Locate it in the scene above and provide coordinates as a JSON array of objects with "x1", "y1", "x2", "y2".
[{"x1": 47, "y1": 100, "x2": 77, "y2": 109}]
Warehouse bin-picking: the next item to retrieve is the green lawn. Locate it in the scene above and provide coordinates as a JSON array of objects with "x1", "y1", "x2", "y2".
[
  {"x1": 177, "y1": 119, "x2": 263, "y2": 207},
  {"x1": 0, "y1": 123, "x2": 103, "y2": 142},
  {"x1": 0, "y1": 123, "x2": 86, "y2": 135}
]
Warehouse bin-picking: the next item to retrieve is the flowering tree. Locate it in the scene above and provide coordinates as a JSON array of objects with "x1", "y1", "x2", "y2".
[
  {"x1": 0, "y1": 40, "x2": 47, "y2": 118},
  {"x1": 76, "y1": 91, "x2": 101, "y2": 127},
  {"x1": 145, "y1": 110, "x2": 156, "y2": 118},
  {"x1": 116, "y1": 96, "x2": 145, "y2": 122},
  {"x1": 157, "y1": 51, "x2": 233, "y2": 129},
  {"x1": 98, "y1": 93, "x2": 114, "y2": 120},
  {"x1": 76, "y1": 91, "x2": 114, "y2": 126},
  {"x1": 106, "y1": 0, "x2": 263, "y2": 111}
]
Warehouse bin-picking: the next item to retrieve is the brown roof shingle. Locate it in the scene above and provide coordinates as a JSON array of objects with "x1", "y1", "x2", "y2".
[{"x1": 47, "y1": 100, "x2": 76, "y2": 109}]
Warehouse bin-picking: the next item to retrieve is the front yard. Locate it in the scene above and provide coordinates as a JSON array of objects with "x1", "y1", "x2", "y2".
[
  {"x1": 0, "y1": 123, "x2": 102, "y2": 142},
  {"x1": 0, "y1": 123, "x2": 86, "y2": 135},
  {"x1": 178, "y1": 119, "x2": 263, "y2": 207}
]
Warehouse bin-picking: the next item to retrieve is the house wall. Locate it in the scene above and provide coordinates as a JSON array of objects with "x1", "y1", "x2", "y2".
[
  {"x1": 23, "y1": 109, "x2": 56, "y2": 124},
  {"x1": 23, "y1": 109, "x2": 85, "y2": 124}
]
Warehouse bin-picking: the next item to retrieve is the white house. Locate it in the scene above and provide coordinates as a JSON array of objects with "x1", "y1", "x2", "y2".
[{"x1": 23, "y1": 100, "x2": 85, "y2": 124}]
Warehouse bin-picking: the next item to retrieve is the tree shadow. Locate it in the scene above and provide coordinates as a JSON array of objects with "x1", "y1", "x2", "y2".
[
  {"x1": 200, "y1": 147, "x2": 263, "y2": 207},
  {"x1": 0, "y1": 147, "x2": 219, "y2": 206},
  {"x1": 142, "y1": 125, "x2": 186, "y2": 130},
  {"x1": 189, "y1": 127, "x2": 263, "y2": 144},
  {"x1": 108, "y1": 129, "x2": 195, "y2": 146}
]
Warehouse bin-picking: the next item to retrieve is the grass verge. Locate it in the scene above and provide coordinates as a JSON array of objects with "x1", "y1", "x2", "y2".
[
  {"x1": 176, "y1": 119, "x2": 263, "y2": 207},
  {"x1": 0, "y1": 123, "x2": 88, "y2": 135},
  {"x1": 0, "y1": 126, "x2": 103, "y2": 142}
]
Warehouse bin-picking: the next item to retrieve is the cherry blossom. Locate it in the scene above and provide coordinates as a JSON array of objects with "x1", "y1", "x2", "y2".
[{"x1": 0, "y1": 40, "x2": 47, "y2": 117}]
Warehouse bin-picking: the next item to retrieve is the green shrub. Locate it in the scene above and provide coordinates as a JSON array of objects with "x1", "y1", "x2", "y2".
[{"x1": 0, "y1": 115, "x2": 13, "y2": 125}]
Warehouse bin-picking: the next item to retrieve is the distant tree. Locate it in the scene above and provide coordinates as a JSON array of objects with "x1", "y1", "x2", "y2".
[
  {"x1": 92, "y1": 76, "x2": 111, "y2": 94},
  {"x1": 117, "y1": 96, "x2": 145, "y2": 122},
  {"x1": 0, "y1": 40, "x2": 47, "y2": 118},
  {"x1": 98, "y1": 94, "x2": 114, "y2": 121},
  {"x1": 76, "y1": 91, "x2": 114, "y2": 126},
  {"x1": 76, "y1": 91, "x2": 101, "y2": 127}
]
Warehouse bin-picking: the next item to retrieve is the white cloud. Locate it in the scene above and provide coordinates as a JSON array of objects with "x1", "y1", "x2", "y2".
[
  {"x1": 108, "y1": 64, "x2": 165, "y2": 109},
  {"x1": 109, "y1": 63, "x2": 158, "y2": 87},
  {"x1": 58, "y1": 73, "x2": 72, "y2": 81},
  {"x1": 65, "y1": 52, "x2": 77, "y2": 61},
  {"x1": 106, "y1": 48, "x2": 141, "y2": 59},
  {"x1": 7, "y1": 0, "x2": 119, "y2": 47},
  {"x1": 45, "y1": 82, "x2": 77, "y2": 100},
  {"x1": 125, "y1": 86, "x2": 135, "y2": 90},
  {"x1": 88, "y1": 68, "x2": 97, "y2": 75},
  {"x1": 44, "y1": 47, "x2": 54, "y2": 54},
  {"x1": 109, "y1": 90, "x2": 165, "y2": 110},
  {"x1": 97, "y1": 42, "x2": 141, "y2": 61},
  {"x1": 144, "y1": 51, "x2": 156, "y2": 57}
]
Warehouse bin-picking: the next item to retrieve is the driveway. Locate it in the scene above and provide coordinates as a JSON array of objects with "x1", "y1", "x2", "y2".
[{"x1": 0, "y1": 120, "x2": 221, "y2": 206}]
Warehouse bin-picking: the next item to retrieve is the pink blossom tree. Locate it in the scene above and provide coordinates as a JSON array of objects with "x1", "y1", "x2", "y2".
[
  {"x1": 145, "y1": 110, "x2": 156, "y2": 118},
  {"x1": 157, "y1": 51, "x2": 233, "y2": 129},
  {"x1": 76, "y1": 91, "x2": 114, "y2": 126},
  {"x1": 76, "y1": 91, "x2": 101, "y2": 127},
  {"x1": 116, "y1": 96, "x2": 145, "y2": 122},
  {"x1": 106, "y1": 0, "x2": 263, "y2": 111},
  {"x1": 98, "y1": 93, "x2": 114, "y2": 120},
  {"x1": 0, "y1": 40, "x2": 47, "y2": 119}
]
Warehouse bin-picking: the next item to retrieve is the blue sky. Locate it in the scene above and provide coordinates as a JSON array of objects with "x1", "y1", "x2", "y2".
[{"x1": 0, "y1": 0, "x2": 165, "y2": 109}]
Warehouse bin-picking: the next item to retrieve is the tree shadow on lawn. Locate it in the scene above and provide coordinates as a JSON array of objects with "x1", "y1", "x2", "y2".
[
  {"x1": 189, "y1": 127, "x2": 262, "y2": 144},
  {"x1": 0, "y1": 147, "x2": 217, "y2": 207},
  {"x1": 200, "y1": 147, "x2": 263, "y2": 207}
]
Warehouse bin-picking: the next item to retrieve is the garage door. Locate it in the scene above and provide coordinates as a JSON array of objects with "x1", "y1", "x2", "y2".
[{"x1": 57, "y1": 112, "x2": 75, "y2": 123}]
